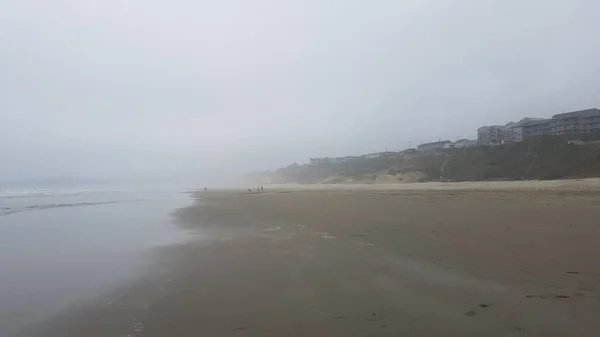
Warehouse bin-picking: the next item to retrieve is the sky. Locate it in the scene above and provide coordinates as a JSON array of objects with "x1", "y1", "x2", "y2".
[{"x1": 2, "y1": 0, "x2": 600, "y2": 183}]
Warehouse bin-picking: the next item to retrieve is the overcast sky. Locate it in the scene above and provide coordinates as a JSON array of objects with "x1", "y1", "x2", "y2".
[{"x1": 2, "y1": 0, "x2": 600, "y2": 182}]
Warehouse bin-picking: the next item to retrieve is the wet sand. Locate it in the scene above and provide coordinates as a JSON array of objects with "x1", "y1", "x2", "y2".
[{"x1": 25, "y1": 182, "x2": 600, "y2": 337}]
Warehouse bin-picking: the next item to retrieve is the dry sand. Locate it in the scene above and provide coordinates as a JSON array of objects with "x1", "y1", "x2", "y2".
[{"x1": 24, "y1": 180, "x2": 600, "y2": 337}]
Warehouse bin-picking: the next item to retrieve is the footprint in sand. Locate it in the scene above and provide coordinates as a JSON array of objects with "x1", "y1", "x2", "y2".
[{"x1": 463, "y1": 303, "x2": 491, "y2": 316}]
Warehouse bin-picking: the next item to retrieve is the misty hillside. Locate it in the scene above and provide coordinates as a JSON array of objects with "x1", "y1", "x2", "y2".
[{"x1": 249, "y1": 135, "x2": 600, "y2": 184}]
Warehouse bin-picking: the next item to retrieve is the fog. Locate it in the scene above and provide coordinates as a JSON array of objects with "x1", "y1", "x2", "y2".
[{"x1": 2, "y1": 1, "x2": 600, "y2": 185}]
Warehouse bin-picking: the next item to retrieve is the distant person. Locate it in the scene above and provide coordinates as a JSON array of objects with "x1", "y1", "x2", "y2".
[
  {"x1": 260, "y1": 185, "x2": 264, "y2": 192},
  {"x1": 204, "y1": 187, "x2": 207, "y2": 192}
]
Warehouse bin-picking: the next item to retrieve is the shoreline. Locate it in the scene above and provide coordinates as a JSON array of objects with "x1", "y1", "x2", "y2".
[
  {"x1": 4, "y1": 190, "x2": 193, "y2": 337},
  {"x1": 252, "y1": 177, "x2": 600, "y2": 192},
  {"x1": 23, "y1": 181, "x2": 600, "y2": 337}
]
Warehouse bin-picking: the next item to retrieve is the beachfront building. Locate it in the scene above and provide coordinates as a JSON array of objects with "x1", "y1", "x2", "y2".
[
  {"x1": 360, "y1": 152, "x2": 399, "y2": 159},
  {"x1": 309, "y1": 158, "x2": 327, "y2": 165},
  {"x1": 477, "y1": 125, "x2": 508, "y2": 145},
  {"x1": 444, "y1": 139, "x2": 477, "y2": 149},
  {"x1": 508, "y1": 117, "x2": 546, "y2": 142},
  {"x1": 417, "y1": 140, "x2": 451, "y2": 152},
  {"x1": 504, "y1": 109, "x2": 600, "y2": 142},
  {"x1": 551, "y1": 108, "x2": 600, "y2": 136},
  {"x1": 362, "y1": 153, "x2": 383, "y2": 159},
  {"x1": 309, "y1": 156, "x2": 362, "y2": 165},
  {"x1": 332, "y1": 156, "x2": 361, "y2": 163},
  {"x1": 521, "y1": 119, "x2": 553, "y2": 140}
]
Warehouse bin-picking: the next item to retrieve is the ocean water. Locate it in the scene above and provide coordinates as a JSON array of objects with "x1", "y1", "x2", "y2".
[{"x1": 0, "y1": 189, "x2": 195, "y2": 336}]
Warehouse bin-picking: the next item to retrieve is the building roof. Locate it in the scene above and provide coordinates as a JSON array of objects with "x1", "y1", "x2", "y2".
[
  {"x1": 477, "y1": 125, "x2": 505, "y2": 131},
  {"x1": 552, "y1": 108, "x2": 600, "y2": 119},
  {"x1": 519, "y1": 118, "x2": 551, "y2": 127},
  {"x1": 510, "y1": 117, "x2": 545, "y2": 127},
  {"x1": 419, "y1": 140, "x2": 451, "y2": 147}
]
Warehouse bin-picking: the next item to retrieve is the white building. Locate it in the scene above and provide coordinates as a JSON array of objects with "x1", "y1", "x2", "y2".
[
  {"x1": 418, "y1": 140, "x2": 452, "y2": 152},
  {"x1": 444, "y1": 139, "x2": 477, "y2": 149}
]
